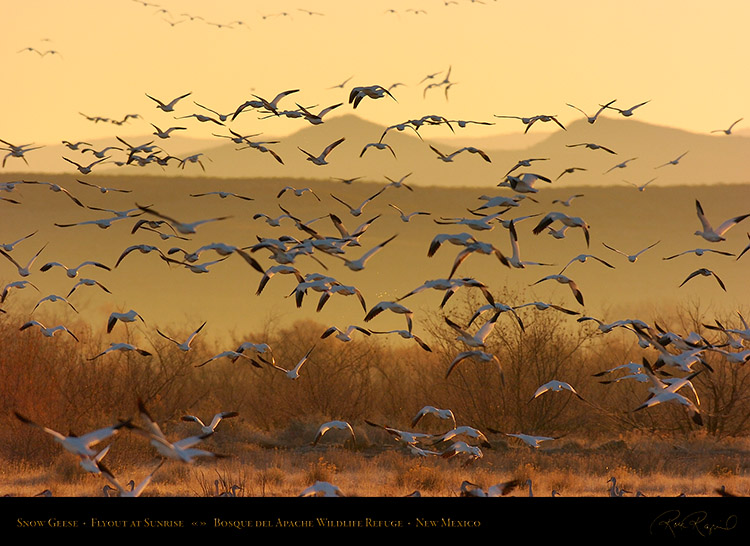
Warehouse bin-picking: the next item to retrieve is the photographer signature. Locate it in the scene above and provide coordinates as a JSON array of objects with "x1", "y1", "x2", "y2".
[{"x1": 650, "y1": 510, "x2": 737, "y2": 537}]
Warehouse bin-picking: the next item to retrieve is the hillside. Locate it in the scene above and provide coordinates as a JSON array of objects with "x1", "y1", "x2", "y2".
[{"x1": 6, "y1": 114, "x2": 750, "y2": 189}]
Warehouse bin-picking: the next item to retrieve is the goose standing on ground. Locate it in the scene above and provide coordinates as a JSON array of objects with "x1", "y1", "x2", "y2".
[
  {"x1": 299, "y1": 481, "x2": 345, "y2": 497},
  {"x1": 181, "y1": 412, "x2": 239, "y2": 435}
]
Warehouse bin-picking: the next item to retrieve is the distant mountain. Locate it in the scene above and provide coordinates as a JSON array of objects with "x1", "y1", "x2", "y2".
[{"x1": 8, "y1": 114, "x2": 750, "y2": 188}]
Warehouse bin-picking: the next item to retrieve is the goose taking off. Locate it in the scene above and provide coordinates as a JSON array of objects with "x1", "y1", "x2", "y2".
[{"x1": 312, "y1": 420, "x2": 356, "y2": 447}]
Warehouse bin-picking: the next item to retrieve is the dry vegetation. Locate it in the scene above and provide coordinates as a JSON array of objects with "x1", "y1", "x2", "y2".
[{"x1": 2, "y1": 292, "x2": 750, "y2": 498}]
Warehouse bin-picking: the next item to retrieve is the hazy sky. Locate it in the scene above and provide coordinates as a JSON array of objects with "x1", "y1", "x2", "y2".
[{"x1": 3, "y1": 0, "x2": 750, "y2": 147}]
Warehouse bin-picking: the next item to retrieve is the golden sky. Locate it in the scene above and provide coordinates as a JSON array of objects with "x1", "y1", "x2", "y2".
[{"x1": 3, "y1": 0, "x2": 750, "y2": 147}]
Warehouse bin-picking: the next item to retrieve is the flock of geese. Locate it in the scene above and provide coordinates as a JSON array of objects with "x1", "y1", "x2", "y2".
[{"x1": 3, "y1": 3, "x2": 750, "y2": 501}]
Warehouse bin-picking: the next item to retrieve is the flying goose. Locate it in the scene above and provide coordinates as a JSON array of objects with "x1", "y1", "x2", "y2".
[
  {"x1": 145, "y1": 91, "x2": 192, "y2": 112},
  {"x1": 14, "y1": 412, "x2": 132, "y2": 458},
  {"x1": 88, "y1": 342, "x2": 152, "y2": 360},
  {"x1": 298, "y1": 137, "x2": 345, "y2": 165},
  {"x1": 19, "y1": 320, "x2": 79, "y2": 341},
  {"x1": 694, "y1": 199, "x2": 750, "y2": 242},
  {"x1": 312, "y1": 420, "x2": 356, "y2": 446},
  {"x1": 265, "y1": 345, "x2": 315, "y2": 380},
  {"x1": 100, "y1": 460, "x2": 164, "y2": 497},
  {"x1": 601, "y1": 241, "x2": 660, "y2": 263},
  {"x1": 530, "y1": 274, "x2": 585, "y2": 306},
  {"x1": 181, "y1": 411, "x2": 239, "y2": 434},
  {"x1": 156, "y1": 321, "x2": 206, "y2": 351}
]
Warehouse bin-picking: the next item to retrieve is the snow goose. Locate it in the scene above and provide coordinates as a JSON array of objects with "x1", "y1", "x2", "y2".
[
  {"x1": 349, "y1": 85, "x2": 397, "y2": 108},
  {"x1": 364, "y1": 301, "x2": 414, "y2": 332},
  {"x1": 298, "y1": 137, "x2": 345, "y2": 165},
  {"x1": 312, "y1": 420, "x2": 356, "y2": 446},
  {"x1": 601, "y1": 240, "x2": 660, "y2": 263},
  {"x1": 513, "y1": 301, "x2": 579, "y2": 315},
  {"x1": 40, "y1": 259, "x2": 111, "y2": 278},
  {"x1": 321, "y1": 325, "x2": 371, "y2": 342},
  {"x1": 389, "y1": 203, "x2": 430, "y2": 222},
  {"x1": 31, "y1": 294, "x2": 78, "y2": 314},
  {"x1": 136, "y1": 203, "x2": 230, "y2": 235},
  {"x1": 530, "y1": 274, "x2": 585, "y2": 306},
  {"x1": 604, "y1": 100, "x2": 650, "y2": 117},
  {"x1": 195, "y1": 350, "x2": 260, "y2": 368},
  {"x1": 532, "y1": 212, "x2": 591, "y2": 247},
  {"x1": 330, "y1": 187, "x2": 385, "y2": 217},
  {"x1": 604, "y1": 157, "x2": 637, "y2": 174},
  {"x1": 156, "y1": 321, "x2": 206, "y2": 351},
  {"x1": 299, "y1": 481, "x2": 345, "y2": 497},
  {"x1": 14, "y1": 412, "x2": 132, "y2": 458},
  {"x1": 503, "y1": 432, "x2": 560, "y2": 449},
  {"x1": 566, "y1": 142, "x2": 616, "y2": 154},
  {"x1": 679, "y1": 268, "x2": 727, "y2": 292},
  {"x1": 365, "y1": 420, "x2": 432, "y2": 447},
  {"x1": 552, "y1": 194, "x2": 585, "y2": 207},
  {"x1": 0, "y1": 243, "x2": 47, "y2": 277},
  {"x1": 1, "y1": 279, "x2": 39, "y2": 303},
  {"x1": 444, "y1": 312, "x2": 500, "y2": 348},
  {"x1": 441, "y1": 442, "x2": 483, "y2": 466},
  {"x1": 135, "y1": 399, "x2": 226, "y2": 463},
  {"x1": 62, "y1": 156, "x2": 109, "y2": 175},
  {"x1": 566, "y1": 99, "x2": 616, "y2": 124},
  {"x1": 107, "y1": 309, "x2": 145, "y2": 333},
  {"x1": 655, "y1": 151, "x2": 689, "y2": 169},
  {"x1": 145, "y1": 91, "x2": 192, "y2": 112},
  {"x1": 694, "y1": 199, "x2": 750, "y2": 242},
  {"x1": 445, "y1": 350, "x2": 503, "y2": 382},
  {"x1": 19, "y1": 320, "x2": 79, "y2": 341},
  {"x1": 99, "y1": 460, "x2": 164, "y2": 497},
  {"x1": 264, "y1": 345, "x2": 315, "y2": 380},
  {"x1": 330, "y1": 234, "x2": 397, "y2": 272},
  {"x1": 368, "y1": 329, "x2": 432, "y2": 351},
  {"x1": 530, "y1": 380, "x2": 584, "y2": 402},
  {"x1": 556, "y1": 167, "x2": 587, "y2": 180},
  {"x1": 88, "y1": 342, "x2": 152, "y2": 360},
  {"x1": 181, "y1": 411, "x2": 239, "y2": 434},
  {"x1": 507, "y1": 222, "x2": 554, "y2": 268},
  {"x1": 411, "y1": 406, "x2": 456, "y2": 430},
  {"x1": 67, "y1": 278, "x2": 111, "y2": 298},
  {"x1": 711, "y1": 118, "x2": 743, "y2": 135},
  {"x1": 114, "y1": 244, "x2": 167, "y2": 268},
  {"x1": 559, "y1": 253, "x2": 615, "y2": 274},
  {"x1": 663, "y1": 247, "x2": 735, "y2": 260}
]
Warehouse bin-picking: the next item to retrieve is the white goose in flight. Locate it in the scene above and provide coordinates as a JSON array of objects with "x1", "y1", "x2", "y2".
[
  {"x1": 88, "y1": 342, "x2": 152, "y2": 360},
  {"x1": 135, "y1": 399, "x2": 226, "y2": 463},
  {"x1": 559, "y1": 253, "x2": 615, "y2": 274},
  {"x1": 530, "y1": 275, "x2": 585, "y2": 306},
  {"x1": 388, "y1": 203, "x2": 430, "y2": 222},
  {"x1": 0, "y1": 243, "x2": 48, "y2": 277},
  {"x1": 145, "y1": 91, "x2": 192, "y2": 112},
  {"x1": 157, "y1": 321, "x2": 206, "y2": 351},
  {"x1": 14, "y1": 412, "x2": 132, "y2": 458},
  {"x1": 137, "y1": 203, "x2": 230, "y2": 234},
  {"x1": 181, "y1": 411, "x2": 239, "y2": 434},
  {"x1": 67, "y1": 278, "x2": 111, "y2": 298},
  {"x1": 330, "y1": 187, "x2": 386, "y2": 217},
  {"x1": 1, "y1": 279, "x2": 38, "y2": 303},
  {"x1": 532, "y1": 212, "x2": 591, "y2": 247},
  {"x1": 694, "y1": 199, "x2": 750, "y2": 242},
  {"x1": 266, "y1": 345, "x2": 315, "y2": 380},
  {"x1": 298, "y1": 137, "x2": 345, "y2": 165},
  {"x1": 321, "y1": 324, "x2": 371, "y2": 342},
  {"x1": 411, "y1": 406, "x2": 456, "y2": 429},
  {"x1": 445, "y1": 350, "x2": 503, "y2": 381},
  {"x1": 507, "y1": 221, "x2": 554, "y2": 269},
  {"x1": 711, "y1": 118, "x2": 743, "y2": 135},
  {"x1": 679, "y1": 268, "x2": 727, "y2": 292},
  {"x1": 601, "y1": 240, "x2": 660, "y2": 263},
  {"x1": 566, "y1": 99, "x2": 616, "y2": 124},
  {"x1": 40, "y1": 259, "x2": 111, "y2": 278},
  {"x1": 530, "y1": 380, "x2": 584, "y2": 402},
  {"x1": 312, "y1": 420, "x2": 356, "y2": 446},
  {"x1": 107, "y1": 309, "x2": 145, "y2": 333},
  {"x1": 331, "y1": 234, "x2": 397, "y2": 271},
  {"x1": 364, "y1": 300, "x2": 414, "y2": 332},
  {"x1": 368, "y1": 329, "x2": 432, "y2": 352},
  {"x1": 655, "y1": 151, "x2": 689, "y2": 169},
  {"x1": 349, "y1": 85, "x2": 397, "y2": 109},
  {"x1": 19, "y1": 320, "x2": 79, "y2": 341}
]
